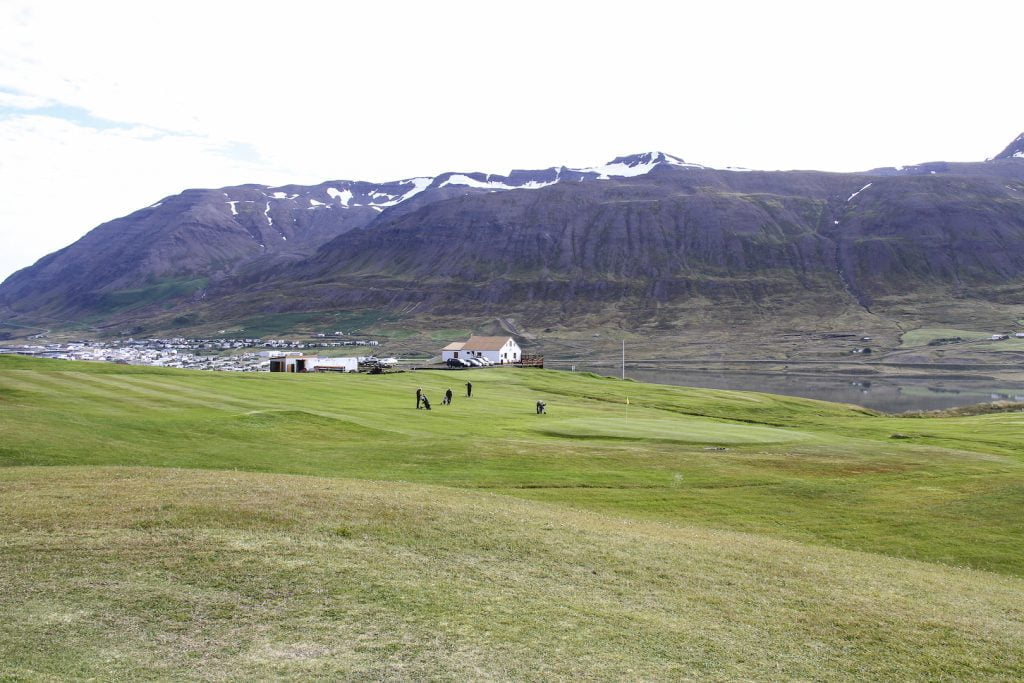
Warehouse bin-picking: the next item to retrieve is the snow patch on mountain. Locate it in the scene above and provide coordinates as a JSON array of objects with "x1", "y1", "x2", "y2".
[
  {"x1": 374, "y1": 177, "x2": 433, "y2": 207},
  {"x1": 847, "y1": 183, "x2": 872, "y2": 202},
  {"x1": 440, "y1": 174, "x2": 556, "y2": 191},
  {"x1": 226, "y1": 201, "x2": 239, "y2": 216},
  {"x1": 439, "y1": 174, "x2": 506, "y2": 190},
  {"x1": 327, "y1": 188, "x2": 353, "y2": 207},
  {"x1": 574, "y1": 152, "x2": 706, "y2": 179},
  {"x1": 517, "y1": 179, "x2": 559, "y2": 190}
]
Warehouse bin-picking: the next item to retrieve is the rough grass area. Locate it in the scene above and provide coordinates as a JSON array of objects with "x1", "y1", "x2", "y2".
[
  {"x1": 1, "y1": 467, "x2": 1022, "y2": 680},
  {"x1": 904, "y1": 401, "x2": 1024, "y2": 418},
  {"x1": 899, "y1": 327, "x2": 990, "y2": 347}
]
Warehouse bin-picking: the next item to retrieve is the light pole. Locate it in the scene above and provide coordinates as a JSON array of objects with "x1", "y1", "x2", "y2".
[{"x1": 621, "y1": 339, "x2": 625, "y2": 380}]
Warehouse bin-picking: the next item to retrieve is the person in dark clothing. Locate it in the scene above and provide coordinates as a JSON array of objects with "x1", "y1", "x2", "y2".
[
  {"x1": 466, "y1": 381, "x2": 473, "y2": 398},
  {"x1": 416, "y1": 387, "x2": 422, "y2": 409},
  {"x1": 444, "y1": 388, "x2": 453, "y2": 405},
  {"x1": 421, "y1": 395, "x2": 431, "y2": 410},
  {"x1": 536, "y1": 400, "x2": 546, "y2": 414}
]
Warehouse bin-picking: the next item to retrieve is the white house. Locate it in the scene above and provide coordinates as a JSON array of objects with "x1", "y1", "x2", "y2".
[
  {"x1": 269, "y1": 355, "x2": 358, "y2": 373},
  {"x1": 442, "y1": 336, "x2": 521, "y2": 364}
]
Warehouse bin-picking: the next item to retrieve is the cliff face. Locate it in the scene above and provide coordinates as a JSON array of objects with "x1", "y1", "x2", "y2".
[
  {"x1": 253, "y1": 165, "x2": 1024, "y2": 318},
  {"x1": 4, "y1": 144, "x2": 1024, "y2": 331}
]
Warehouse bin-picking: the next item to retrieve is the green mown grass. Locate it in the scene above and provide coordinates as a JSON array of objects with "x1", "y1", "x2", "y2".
[
  {"x1": 1, "y1": 356, "x2": 1023, "y2": 677},
  {"x1": 1, "y1": 356, "x2": 1022, "y2": 576}
]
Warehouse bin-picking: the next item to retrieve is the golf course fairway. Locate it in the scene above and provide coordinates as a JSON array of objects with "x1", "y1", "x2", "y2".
[{"x1": 1, "y1": 356, "x2": 1022, "y2": 678}]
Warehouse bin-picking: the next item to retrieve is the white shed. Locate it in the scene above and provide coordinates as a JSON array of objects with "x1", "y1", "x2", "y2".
[
  {"x1": 441, "y1": 342, "x2": 465, "y2": 363},
  {"x1": 269, "y1": 355, "x2": 358, "y2": 373},
  {"x1": 311, "y1": 356, "x2": 358, "y2": 372}
]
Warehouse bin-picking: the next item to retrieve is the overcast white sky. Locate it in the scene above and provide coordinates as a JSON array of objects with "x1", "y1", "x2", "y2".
[{"x1": 1, "y1": 0, "x2": 1022, "y2": 282}]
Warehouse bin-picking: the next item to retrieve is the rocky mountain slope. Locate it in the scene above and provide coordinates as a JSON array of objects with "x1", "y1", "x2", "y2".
[
  {"x1": 2, "y1": 137, "x2": 1024, "y2": 338},
  {"x1": 0, "y1": 153, "x2": 704, "y2": 318}
]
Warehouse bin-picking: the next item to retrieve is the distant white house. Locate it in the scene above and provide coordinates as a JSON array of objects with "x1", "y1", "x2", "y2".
[
  {"x1": 269, "y1": 355, "x2": 358, "y2": 373},
  {"x1": 442, "y1": 336, "x2": 521, "y2": 364}
]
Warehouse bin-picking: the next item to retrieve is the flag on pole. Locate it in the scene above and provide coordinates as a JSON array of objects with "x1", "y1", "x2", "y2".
[{"x1": 626, "y1": 397, "x2": 629, "y2": 405}]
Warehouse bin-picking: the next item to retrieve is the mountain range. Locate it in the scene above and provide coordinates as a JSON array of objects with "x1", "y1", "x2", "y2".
[{"x1": 2, "y1": 137, "x2": 1023, "y2": 349}]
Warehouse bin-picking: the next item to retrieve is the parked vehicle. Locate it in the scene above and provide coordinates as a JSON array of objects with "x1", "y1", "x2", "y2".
[
  {"x1": 446, "y1": 358, "x2": 470, "y2": 368},
  {"x1": 464, "y1": 357, "x2": 484, "y2": 367}
]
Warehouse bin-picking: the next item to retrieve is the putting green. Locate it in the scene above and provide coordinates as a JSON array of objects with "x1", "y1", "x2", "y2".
[{"x1": 537, "y1": 415, "x2": 813, "y2": 445}]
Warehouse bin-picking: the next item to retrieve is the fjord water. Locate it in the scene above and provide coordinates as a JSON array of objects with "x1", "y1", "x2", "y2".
[{"x1": 548, "y1": 363, "x2": 1024, "y2": 413}]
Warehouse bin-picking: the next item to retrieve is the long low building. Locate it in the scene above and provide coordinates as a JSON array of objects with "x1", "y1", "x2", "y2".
[
  {"x1": 269, "y1": 356, "x2": 358, "y2": 373},
  {"x1": 442, "y1": 336, "x2": 521, "y2": 364}
]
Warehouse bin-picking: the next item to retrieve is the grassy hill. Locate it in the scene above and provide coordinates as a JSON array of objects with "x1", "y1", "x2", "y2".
[{"x1": 1, "y1": 357, "x2": 1023, "y2": 678}]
